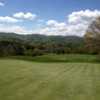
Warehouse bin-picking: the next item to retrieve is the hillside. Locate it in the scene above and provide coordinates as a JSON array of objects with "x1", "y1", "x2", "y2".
[
  {"x1": 0, "y1": 32, "x2": 84, "y2": 56},
  {"x1": 0, "y1": 32, "x2": 83, "y2": 44}
]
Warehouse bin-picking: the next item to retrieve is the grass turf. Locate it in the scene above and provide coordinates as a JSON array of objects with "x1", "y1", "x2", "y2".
[
  {"x1": 0, "y1": 59, "x2": 100, "y2": 100},
  {"x1": 1, "y1": 54, "x2": 100, "y2": 63}
]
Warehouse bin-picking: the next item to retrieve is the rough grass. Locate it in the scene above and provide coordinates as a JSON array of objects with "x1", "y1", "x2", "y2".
[{"x1": 0, "y1": 59, "x2": 100, "y2": 100}]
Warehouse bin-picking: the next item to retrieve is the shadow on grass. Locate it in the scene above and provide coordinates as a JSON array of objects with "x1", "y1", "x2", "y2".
[{"x1": 0, "y1": 54, "x2": 100, "y2": 63}]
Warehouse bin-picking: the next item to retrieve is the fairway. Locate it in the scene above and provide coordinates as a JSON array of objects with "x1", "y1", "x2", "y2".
[{"x1": 0, "y1": 59, "x2": 100, "y2": 100}]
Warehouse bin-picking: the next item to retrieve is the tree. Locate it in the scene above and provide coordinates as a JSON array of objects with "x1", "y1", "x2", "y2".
[
  {"x1": 0, "y1": 41, "x2": 25, "y2": 56},
  {"x1": 84, "y1": 16, "x2": 100, "y2": 54},
  {"x1": 32, "y1": 48, "x2": 44, "y2": 56}
]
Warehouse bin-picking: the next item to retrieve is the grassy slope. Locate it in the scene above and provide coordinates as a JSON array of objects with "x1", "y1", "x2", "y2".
[{"x1": 0, "y1": 59, "x2": 100, "y2": 100}]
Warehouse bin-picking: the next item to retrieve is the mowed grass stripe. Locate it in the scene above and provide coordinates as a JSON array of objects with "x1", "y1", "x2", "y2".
[
  {"x1": 29, "y1": 64, "x2": 79, "y2": 100},
  {"x1": 12, "y1": 63, "x2": 76, "y2": 100},
  {"x1": 0, "y1": 60, "x2": 75, "y2": 100},
  {"x1": 31, "y1": 64, "x2": 84, "y2": 100},
  {"x1": 0, "y1": 59, "x2": 100, "y2": 100},
  {"x1": 32, "y1": 63, "x2": 90, "y2": 99},
  {"x1": 68, "y1": 64, "x2": 100, "y2": 100},
  {"x1": 91, "y1": 65, "x2": 100, "y2": 99},
  {"x1": 0, "y1": 60, "x2": 78, "y2": 100}
]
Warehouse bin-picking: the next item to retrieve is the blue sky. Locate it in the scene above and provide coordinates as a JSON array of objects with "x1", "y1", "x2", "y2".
[
  {"x1": 0, "y1": 0, "x2": 100, "y2": 36},
  {"x1": 1, "y1": 0, "x2": 100, "y2": 20}
]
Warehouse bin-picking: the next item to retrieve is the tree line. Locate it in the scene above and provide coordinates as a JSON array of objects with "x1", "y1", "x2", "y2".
[{"x1": 0, "y1": 33, "x2": 85, "y2": 56}]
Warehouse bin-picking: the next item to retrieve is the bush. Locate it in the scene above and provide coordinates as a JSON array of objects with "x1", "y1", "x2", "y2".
[{"x1": 32, "y1": 48, "x2": 44, "y2": 56}]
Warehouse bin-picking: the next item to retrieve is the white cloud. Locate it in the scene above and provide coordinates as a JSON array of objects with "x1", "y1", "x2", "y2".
[
  {"x1": 0, "y1": 9, "x2": 100, "y2": 36},
  {"x1": 0, "y1": 2, "x2": 4, "y2": 7},
  {"x1": 13, "y1": 12, "x2": 37, "y2": 20},
  {"x1": 47, "y1": 20, "x2": 58, "y2": 26},
  {"x1": 67, "y1": 9, "x2": 100, "y2": 36},
  {"x1": 0, "y1": 24, "x2": 32, "y2": 34},
  {"x1": 68, "y1": 9, "x2": 100, "y2": 24},
  {"x1": 35, "y1": 9, "x2": 100, "y2": 36},
  {"x1": 0, "y1": 12, "x2": 37, "y2": 24},
  {"x1": 0, "y1": 16, "x2": 20, "y2": 23},
  {"x1": 34, "y1": 20, "x2": 68, "y2": 35}
]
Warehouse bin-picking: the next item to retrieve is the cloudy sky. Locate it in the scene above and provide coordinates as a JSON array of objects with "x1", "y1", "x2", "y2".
[{"x1": 0, "y1": 0, "x2": 100, "y2": 36}]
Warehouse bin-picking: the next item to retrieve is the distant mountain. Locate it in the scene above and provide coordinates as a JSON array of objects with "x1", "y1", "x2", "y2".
[{"x1": 0, "y1": 32, "x2": 84, "y2": 45}]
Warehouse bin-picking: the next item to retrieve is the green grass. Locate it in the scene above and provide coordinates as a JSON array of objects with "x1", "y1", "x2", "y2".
[
  {"x1": 1, "y1": 54, "x2": 100, "y2": 63},
  {"x1": 0, "y1": 59, "x2": 100, "y2": 100}
]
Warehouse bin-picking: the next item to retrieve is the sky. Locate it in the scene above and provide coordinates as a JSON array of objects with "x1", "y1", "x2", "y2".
[{"x1": 0, "y1": 0, "x2": 100, "y2": 36}]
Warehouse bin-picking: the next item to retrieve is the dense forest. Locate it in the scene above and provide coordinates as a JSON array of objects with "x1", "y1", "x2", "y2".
[
  {"x1": 0, "y1": 32, "x2": 86, "y2": 56},
  {"x1": 0, "y1": 32, "x2": 97, "y2": 57}
]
